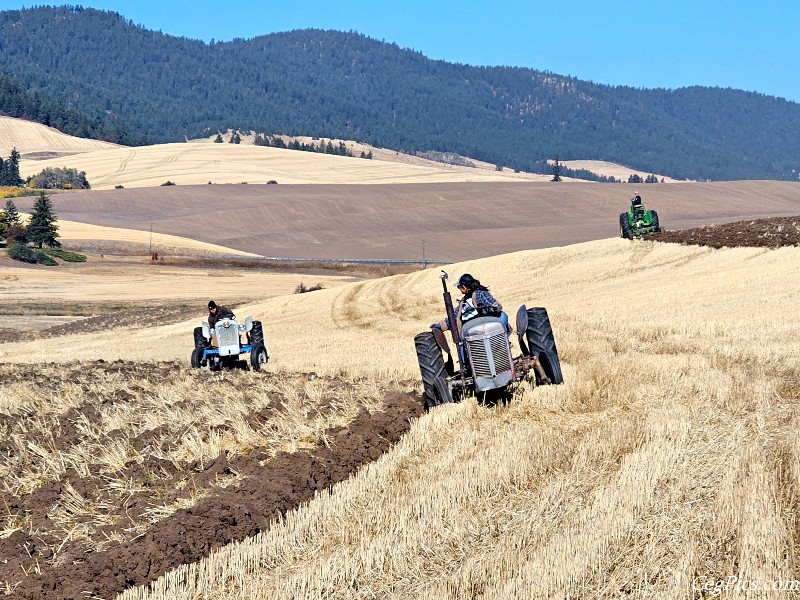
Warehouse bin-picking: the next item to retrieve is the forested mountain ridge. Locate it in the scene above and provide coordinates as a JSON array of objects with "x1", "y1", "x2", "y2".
[{"x1": 1, "y1": 6, "x2": 799, "y2": 180}]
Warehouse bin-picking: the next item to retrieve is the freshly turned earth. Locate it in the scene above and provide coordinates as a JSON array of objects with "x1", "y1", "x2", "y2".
[
  {"x1": 651, "y1": 215, "x2": 800, "y2": 248},
  {"x1": 0, "y1": 362, "x2": 422, "y2": 599}
]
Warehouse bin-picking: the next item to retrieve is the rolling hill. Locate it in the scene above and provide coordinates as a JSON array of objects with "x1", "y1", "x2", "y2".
[
  {"x1": 11, "y1": 180, "x2": 800, "y2": 262},
  {"x1": 2, "y1": 6, "x2": 800, "y2": 180},
  {"x1": 0, "y1": 116, "x2": 118, "y2": 157},
  {"x1": 3, "y1": 115, "x2": 554, "y2": 188}
]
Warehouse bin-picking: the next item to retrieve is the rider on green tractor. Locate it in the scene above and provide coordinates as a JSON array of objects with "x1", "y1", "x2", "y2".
[{"x1": 619, "y1": 192, "x2": 661, "y2": 239}]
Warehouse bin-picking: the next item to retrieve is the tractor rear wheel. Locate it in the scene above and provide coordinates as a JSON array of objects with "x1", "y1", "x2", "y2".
[
  {"x1": 248, "y1": 320, "x2": 264, "y2": 345},
  {"x1": 193, "y1": 327, "x2": 208, "y2": 348},
  {"x1": 537, "y1": 349, "x2": 564, "y2": 385},
  {"x1": 521, "y1": 307, "x2": 563, "y2": 385},
  {"x1": 250, "y1": 342, "x2": 269, "y2": 371},
  {"x1": 190, "y1": 347, "x2": 205, "y2": 368},
  {"x1": 414, "y1": 331, "x2": 453, "y2": 409},
  {"x1": 650, "y1": 210, "x2": 660, "y2": 232},
  {"x1": 619, "y1": 212, "x2": 634, "y2": 239}
]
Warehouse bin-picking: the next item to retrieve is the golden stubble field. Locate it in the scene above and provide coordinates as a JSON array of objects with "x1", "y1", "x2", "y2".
[
  {"x1": 17, "y1": 142, "x2": 547, "y2": 190},
  {"x1": 0, "y1": 116, "x2": 118, "y2": 157},
  {"x1": 2, "y1": 236, "x2": 799, "y2": 598}
]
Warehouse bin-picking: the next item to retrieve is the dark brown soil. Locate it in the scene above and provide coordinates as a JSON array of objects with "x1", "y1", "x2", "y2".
[
  {"x1": 651, "y1": 215, "x2": 800, "y2": 248},
  {"x1": 0, "y1": 362, "x2": 423, "y2": 599}
]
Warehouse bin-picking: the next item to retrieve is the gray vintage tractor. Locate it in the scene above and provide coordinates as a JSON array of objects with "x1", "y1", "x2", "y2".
[
  {"x1": 191, "y1": 315, "x2": 269, "y2": 371},
  {"x1": 414, "y1": 271, "x2": 563, "y2": 409}
]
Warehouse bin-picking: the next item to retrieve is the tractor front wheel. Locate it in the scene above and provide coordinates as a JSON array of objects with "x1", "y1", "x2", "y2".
[
  {"x1": 250, "y1": 342, "x2": 269, "y2": 371},
  {"x1": 190, "y1": 347, "x2": 205, "y2": 368}
]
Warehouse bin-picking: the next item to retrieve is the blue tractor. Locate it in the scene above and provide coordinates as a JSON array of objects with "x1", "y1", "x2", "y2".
[{"x1": 191, "y1": 315, "x2": 269, "y2": 371}]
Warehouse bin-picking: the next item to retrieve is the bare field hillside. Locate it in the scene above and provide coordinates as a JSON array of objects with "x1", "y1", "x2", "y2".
[
  {"x1": 52, "y1": 220, "x2": 264, "y2": 257},
  {"x1": 13, "y1": 180, "x2": 800, "y2": 262},
  {"x1": 0, "y1": 234, "x2": 799, "y2": 598},
  {"x1": 17, "y1": 142, "x2": 545, "y2": 190},
  {"x1": 0, "y1": 115, "x2": 118, "y2": 157},
  {"x1": 197, "y1": 131, "x2": 551, "y2": 179}
]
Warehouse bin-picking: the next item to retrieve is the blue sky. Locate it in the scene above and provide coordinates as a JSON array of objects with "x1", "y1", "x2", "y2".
[{"x1": 3, "y1": 0, "x2": 799, "y2": 102}]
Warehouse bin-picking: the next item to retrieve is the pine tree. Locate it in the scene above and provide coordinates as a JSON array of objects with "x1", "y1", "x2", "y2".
[
  {"x1": 26, "y1": 192, "x2": 60, "y2": 248},
  {"x1": 2, "y1": 199, "x2": 24, "y2": 244},
  {"x1": 7, "y1": 148, "x2": 22, "y2": 186},
  {"x1": 551, "y1": 155, "x2": 562, "y2": 182},
  {"x1": 1, "y1": 199, "x2": 21, "y2": 227}
]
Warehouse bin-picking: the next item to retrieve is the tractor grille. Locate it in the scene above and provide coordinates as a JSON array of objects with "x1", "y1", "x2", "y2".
[
  {"x1": 467, "y1": 330, "x2": 511, "y2": 378},
  {"x1": 216, "y1": 322, "x2": 239, "y2": 347},
  {"x1": 490, "y1": 334, "x2": 512, "y2": 372},
  {"x1": 468, "y1": 338, "x2": 491, "y2": 378}
]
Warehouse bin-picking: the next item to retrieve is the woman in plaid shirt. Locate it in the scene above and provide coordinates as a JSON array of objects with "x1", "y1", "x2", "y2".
[{"x1": 437, "y1": 273, "x2": 510, "y2": 333}]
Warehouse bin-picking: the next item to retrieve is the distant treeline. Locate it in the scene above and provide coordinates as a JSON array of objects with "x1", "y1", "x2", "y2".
[
  {"x1": 0, "y1": 73, "x2": 146, "y2": 146},
  {"x1": 252, "y1": 134, "x2": 356, "y2": 157}
]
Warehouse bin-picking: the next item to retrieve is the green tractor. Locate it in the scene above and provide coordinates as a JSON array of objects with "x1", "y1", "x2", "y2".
[{"x1": 619, "y1": 197, "x2": 660, "y2": 239}]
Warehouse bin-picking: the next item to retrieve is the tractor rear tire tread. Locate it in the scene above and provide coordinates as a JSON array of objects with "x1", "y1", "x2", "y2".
[
  {"x1": 620, "y1": 212, "x2": 634, "y2": 239},
  {"x1": 650, "y1": 210, "x2": 660, "y2": 233},
  {"x1": 537, "y1": 348, "x2": 564, "y2": 385},
  {"x1": 414, "y1": 331, "x2": 453, "y2": 410},
  {"x1": 523, "y1": 308, "x2": 564, "y2": 385},
  {"x1": 193, "y1": 327, "x2": 208, "y2": 348}
]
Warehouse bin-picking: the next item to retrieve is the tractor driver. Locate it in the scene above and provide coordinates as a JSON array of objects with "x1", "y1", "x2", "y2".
[
  {"x1": 207, "y1": 300, "x2": 235, "y2": 348},
  {"x1": 207, "y1": 300, "x2": 234, "y2": 329},
  {"x1": 631, "y1": 191, "x2": 643, "y2": 215},
  {"x1": 437, "y1": 274, "x2": 511, "y2": 335}
]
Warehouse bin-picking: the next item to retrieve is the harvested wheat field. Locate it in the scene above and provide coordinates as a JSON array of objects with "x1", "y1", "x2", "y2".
[
  {"x1": 1, "y1": 221, "x2": 799, "y2": 598},
  {"x1": 17, "y1": 142, "x2": 545, "y2": 190},
  {"x1": 0, "y1": 116, "x2": 118, "y2": 158},
  {"x1": 11, "y1": 180, "x2": 800, "y2": 262}
]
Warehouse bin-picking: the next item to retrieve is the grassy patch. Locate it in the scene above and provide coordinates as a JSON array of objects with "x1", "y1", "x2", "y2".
[
  {"x1": 0, "y1": 186, "x2": 39, "y2": 199},
  {"x1": 6, "y1": 244, "x2": 81, "y2": 266},
  {"x1": 35, "y1": 251, "x2": 58, "y2": 266},
  {"x1": 41, "y1": 247, "x2": 88, "y2": 262}
]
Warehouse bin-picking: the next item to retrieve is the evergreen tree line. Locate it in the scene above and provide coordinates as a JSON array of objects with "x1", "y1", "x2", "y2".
[
  {"x1": 0, "y1": 73, "x2": 146, "y2": 146},
  {"x1": 253, "y1": 133, "x2": 355, "y2": 157},
  {"x1": 2, "y1": 7, "x2": 799, "y2": 180}
]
